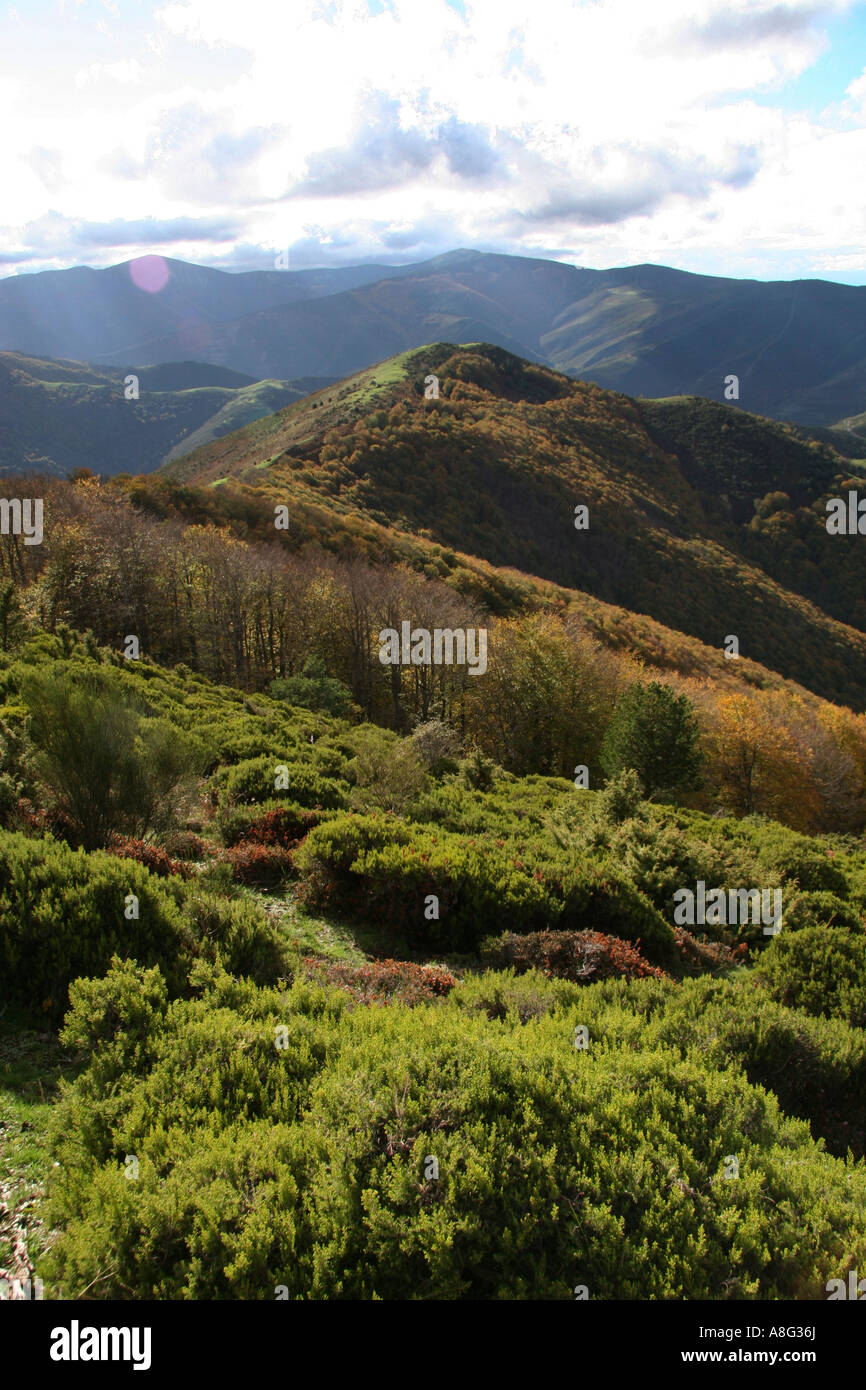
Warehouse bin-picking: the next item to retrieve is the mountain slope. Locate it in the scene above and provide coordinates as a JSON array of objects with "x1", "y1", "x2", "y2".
[
  {"x1": 4, "y1": 250, "x2": 866, "y2": 422},
  {"x1": 159, "y1": 341, "x2": 866, "y2": 709},
  {"x1": 91, "y1": 252, "x2": 563, "y2": 379},
  {"x1": 0, "y1": 256, "x2": 409, "y2": 364},
  {"x1": 0, "y1": 351, "x2": 334, "y2": 476}
]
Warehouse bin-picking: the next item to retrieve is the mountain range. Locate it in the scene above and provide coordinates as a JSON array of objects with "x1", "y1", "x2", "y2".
[
  {"x1": 2, "y1": 250, "x2": 866, "y2": 432},
  {"x1": 129, "y1": 340, "x2": 866, "y2": 712}
]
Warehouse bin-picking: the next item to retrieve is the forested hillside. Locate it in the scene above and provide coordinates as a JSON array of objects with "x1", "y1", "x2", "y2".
[
  {"x1": 0, "y1": 351, "x2": 334, "y2": 477},
  {"x1": 151, "y1": 342, "x2": 866, "y2": 708}
]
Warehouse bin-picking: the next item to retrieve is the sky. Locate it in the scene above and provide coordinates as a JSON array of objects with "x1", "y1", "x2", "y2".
[{"x1": 2, "y1": 0, "x2": 866, "y2": 282}]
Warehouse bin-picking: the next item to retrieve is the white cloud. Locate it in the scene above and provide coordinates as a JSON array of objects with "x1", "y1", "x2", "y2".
[
  {"x1": 74, "y1": 59, "x2": 145, "y2": 89},
  {"x1": 0, "y1": 0, "x2": 862, "y2": 279}
]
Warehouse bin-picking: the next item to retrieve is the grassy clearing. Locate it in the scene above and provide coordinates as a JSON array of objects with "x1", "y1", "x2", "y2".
[
  {"x1": 0, "y1": 1005, "x2": 81, "y2": 1290},
  {"x1": 259, "y1": 889, "x2": 369, "y2": 964}
]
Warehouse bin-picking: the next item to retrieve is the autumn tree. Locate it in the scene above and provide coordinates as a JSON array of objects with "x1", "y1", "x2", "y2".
[
  {"x1": 701, "y1": 690, "x2": 821, "y2": 830},
  {"x1": 464, "y1": 612, "x2": 621, "y2": 779}
]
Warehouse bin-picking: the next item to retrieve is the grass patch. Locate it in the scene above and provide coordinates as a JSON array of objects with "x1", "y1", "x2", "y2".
[{"x1": 0, "y1": 1004, "x2": 82, "y2": 1288}]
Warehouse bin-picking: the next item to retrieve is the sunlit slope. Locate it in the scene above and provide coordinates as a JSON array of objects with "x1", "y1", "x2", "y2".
[{"x1": 157, "y1": 342, "x2": 866, "y2": 708}]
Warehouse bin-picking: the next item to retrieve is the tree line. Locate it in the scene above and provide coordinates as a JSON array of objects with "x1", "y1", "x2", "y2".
[{"x1": 2, "y1": 475, "x2": 865, "y2": 833}]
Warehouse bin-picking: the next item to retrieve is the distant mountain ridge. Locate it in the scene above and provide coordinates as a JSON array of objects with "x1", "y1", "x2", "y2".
[
  {"x1": 2, "y1": 250, "x2": 866, "y2": 424},
  {"x1": 0, "y1": 351, "x2": 335, "y2": 477}
]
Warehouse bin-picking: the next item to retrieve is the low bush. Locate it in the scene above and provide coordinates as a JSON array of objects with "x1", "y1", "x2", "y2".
[
  {"x1": 294, "y1": 814, "x2": 677, "y2": 961},
  {"x1": 781, "y1": 890, "x2": 862, "y2": 933},
  {"x1": 300, "y1": 956, "x2": 457, "y2": 1005},
  {"x1": 214, "y1": 756, "x2": 348, "y2": 810},
  {"x1": 217, "y1": 802, "x2": 323, "y2": 849},
  {"x1": 41, "y1": 962, "x2": 866, "y2": 1299},
  {"x1": 637, "y1": 975, "x2": 866, "y2": 1159},
  {"x1": 106, "y1": 837, "x2": 189, "y2": 880},
  {"x1": 180, "y1": 892, "x2": 289, "y2": 986},
  {"x1": 753, "y1": 924, "x2": 866, "y2": 1028},
  {"x1": 0, "y1": 830, "x2": 289, "y2": 1023},
  {"x1": 479, "y1": 930, "x2": 668, "y2": 983},
  {"x1": 672, "y1": 928, "x2": 748, "y2": 975},
  {"x1": 765, "y1": 843, "x2": 850, "y2": 897},
  {"x1": 220, "y1": 842, "x2": 295, "y2": 886},
  {"x1": 160, "y1": 830, "x2": 209, "y2": 861}
]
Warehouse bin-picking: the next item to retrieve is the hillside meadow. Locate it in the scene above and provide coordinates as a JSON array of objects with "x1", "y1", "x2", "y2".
[{"x1": 1, "y1": 628, "x2": 865, "y2": 1300}]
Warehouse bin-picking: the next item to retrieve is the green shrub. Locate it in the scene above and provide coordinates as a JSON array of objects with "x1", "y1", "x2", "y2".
[
  {"x1": 767, "y1": 845, "x2": 850, "y2": 897},
  {"x1": 554, "y1": 863, "x2": 677, "y2": 965},
  {"x1": 181, "y1": 890, "x2": 289, "y2": 983},
  {"x1": 217, "y1": 801, "x2": 325, "y2": 849},
  {"x1": 0, "y1": 831, "x2": 191, "y2": 1020},
  {"x1": 270, "y1": 658, "x2": 353, "y2": 717},
  {"x1": 295, "y1": 814, "x2": 677, "y2": 960},
  {"x1": 409, "y1": 720, "x2": 462, "y2": 776},
  {"x1": 782, "y1": 890, "x2": 862, "y2": 932},
  {"x1": 449, "y1": 967, "x2": 579, "y2": 1023},
  {"x1": 345, "y1": 726, "x2": 428, "y2": 814},
  {"x1": 215, "y1": 756, "x2": 348, "y2": 810},
  {"x1": 753, "y1": 925, "x2": 866, "y2": 1028},
  {"x1": 42, "y1": 969, "x2": 866, "y2": 1299},
  {"x1": 594, "y1": 768, "x2": 643, "y2": 824},
  {"x1": 20, "y1": 668, "x2": 198, "y2": 849},
  {"x1": 640, "y1": 975, "x2": 866, "y2": 1159},
  {"x1": 0, "y1": 831, "x2": 289, "y2": 1024}
]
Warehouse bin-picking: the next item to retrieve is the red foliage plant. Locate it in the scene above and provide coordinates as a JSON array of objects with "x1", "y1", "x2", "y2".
[
  {"x1": 242, "y1": 806, "x2": 320, "y2": 848},
  {"x1": 221, "y1": 842, "x2": 294, "y2": 885},
  {"x1": 300, "y1": 955, "x2": 458, "y2": 1006},
  {"x1": 481, "y1": 929, "x2": 669, "y2": 983},
  {"x1": 673, "y1": 928, "x2": 747, "y2": 976},
  {"x1": 106, "y1": 837, "x2": 190, "y2": 879}
]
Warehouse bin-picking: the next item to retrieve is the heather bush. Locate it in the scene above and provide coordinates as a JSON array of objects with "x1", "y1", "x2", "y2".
[
  {"x1": 221, "y1": 842, "x2": 295, "y2": 886},
  {"x1": 106, "y1": 836, "x2": 189, "y2": 880},
  {"x1": 782, "y1": 890, "x2": 862, "y2": 933},
  {"x1": 479, "y1": 929, "x2": 668, "y2": 983},
  {"x1": 763, "y1": 843, "x2": 850, "y2": 897},
  {"x1": 213, "y1": 756, "x2": 348, "y2": 811},
  {"x1": 300, "y1": 956, "x2": 457, "y2": 1005},
  {"x1": 180, "y1": 891, "x2": 289, "y2": 984},
  {"x1": 159, "y1": 829, "x2": 209, "y2": 861},
  {"x1": 294, "y1": 814, "x2": 676, "y2": 961},
  {"x1": 638, "y1": 975, "x2": 866, "y2": 1159},
  {"x1": 217, "y1": 801, "x2": 326, "y2": 849}
]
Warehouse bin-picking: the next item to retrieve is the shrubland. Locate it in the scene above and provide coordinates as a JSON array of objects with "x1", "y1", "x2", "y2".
[
  {"x1": 0, "y1": 625, "x2": 864, "y2": 1301},
  {"x1": 38, "y1": 959, "x2": 866, "y2": 1300}
]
